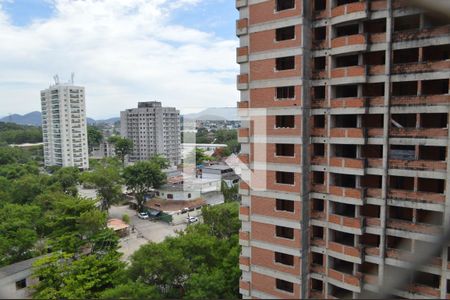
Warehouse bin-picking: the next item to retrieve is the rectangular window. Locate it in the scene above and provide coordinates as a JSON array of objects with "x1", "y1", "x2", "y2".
[
  {"x1": 15, "y1": 279, "x2": 27, "y2": 290},
  {"x1": 276, "y1": 278, "x2": 294, "y2": 293},
  {"x1": 276, "y1": 86, "x2": 295, "y2": 99},
  {"x1": 276, "y1": 56, "x2": 295, "y2": 71},
  {"x1": 276, "y1": 26, "x2": 295, "y2": 41},
  {"x1": 276, "y1": 172, "x2": 295, "y2": 185},
  {"x1": 276, "y1": 144, "x2": 295, "y2": 157},
  {"x1": 276, "y1": 115, "x2": 295, "y2": 128},
  {"x1": 275, "y1": 252, "x2": 295, "y2": 266},
  {"x1": 276, "y1": 199, "x2": 295, "y2": 212},
  {"x1": 276, "y1": 0, "x2": 295, "y2": 11},
  {"x1": 276, "y1": 225, "x2": 294, "y2": 239}
]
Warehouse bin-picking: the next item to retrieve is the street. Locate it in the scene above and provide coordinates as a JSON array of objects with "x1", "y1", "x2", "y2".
[{"x1": 109, "y1": 205, "x2": 187, "y2": 261}]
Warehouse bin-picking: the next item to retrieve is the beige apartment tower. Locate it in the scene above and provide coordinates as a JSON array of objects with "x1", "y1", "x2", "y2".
[
  {"x1": 236, "y1": 0, "x2": 450, "y2": 298},
  {"x1": 41, "y1": 83, "x2": 89, "y2": 170},
  {"x1": 120, "y1": 101, "x2": 180, "y2": 166}
]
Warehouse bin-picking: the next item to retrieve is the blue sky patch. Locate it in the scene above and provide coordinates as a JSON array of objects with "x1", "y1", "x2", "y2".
[{"x1": 3, "y1": 0, "x2": 53, "y2": 27}]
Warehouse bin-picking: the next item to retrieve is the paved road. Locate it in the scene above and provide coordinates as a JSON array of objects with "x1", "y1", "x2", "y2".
[{"x1": 109, "y1": 205, "x2": 187, "y2": 261}]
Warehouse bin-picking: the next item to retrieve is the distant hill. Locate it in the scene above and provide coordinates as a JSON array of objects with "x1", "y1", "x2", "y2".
[
  {"x1": 183, "y1": 107, "x2": 239, "y2": 121},
  {"x1": 0, "y1": 112, "x2": 118, "y2": 126},
  {"x1": 0, "y1": 111, "x2": 42, "y2": 126}
]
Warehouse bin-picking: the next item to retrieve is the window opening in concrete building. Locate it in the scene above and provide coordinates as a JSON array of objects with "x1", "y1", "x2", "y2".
[
  {"x1": 364, "y1": 19, "x2": 386, "y2": 33},
  {"x1": 276, "y1": 199, "x2": 295, "y2": 212},
  {"x1": 390, "y1": 176, "x2": 414, "y2": 191},
  {"x1": 314, "y1": 0, "x2": 326, "y2": 11},
  {"x1": 387, "y1": 236, "x2": 412, "y2": 251},
  {"x1": 423, "y1": 45, "x2": 450, "y2": 61},
  {"x1": 391, "y1": 114, "x2": 416, "y2": 128},
  {"x1": 276, "y1": 144, "x2": 295, "y2": 157},
  {"x1": 389, "y1": 206, "x2": 413, "y2": 222},
  {"x1": 361, "y1": 233, "x2": 380, "y2": 248},
  {"x1": 312, "y1": 225, "x2": 324, "y2": 240},
  {"x1": 276, "y1": 86, "x2": 295, "y2": 99},
  {"x1": 276, "y1": 56, "x2": 295, "y2": 70},
  {"x1": 334, "y1": 144, "x2": 357, "y2": 158},
  {"x1": 418, "y1": 178, "x2": 444, "y2": 194},
  {"x1": 390, "y1": 145, "x2": 415, "y2": 160},
  {"x1": 359, "y1": 262, "x2": 379, "y2": 276},
  {"x1": 363, "y1": 114, "x2": 383, "y2": 128},
  {"x1": 314, "y1": 26, "x2": 326, "y2": 40},
  {"x1": 276, "y1": 171, "x2": 295, "y2": 185},
  {"x1": 420, "y1": 113, "x2": 447, "y2": 128},
  {"x1": 312, "y1": 198, "x2": 324, "y2": 212},
  {"x1": 332, "y1": 229, "x2": 355, "y2": 246},
  {"x1": 419, "y1": 146, "x2": 446, "y2": 161},
  {"x1": 314, "y1": 86, "x2": 326, "y2": 99},
  {"x1": 314, "y1": 57, "x2": 326, "y2": 70},
  {"x1": 392, "y1": 81, "x2": 417, "y2": 96},
  {"x1": 276, "y1": 225, "x2": 294, "y2": 239},
  {"x1": 417, "y1": 209, "x2": 443, "y2": 226},
  {"x1": 313, "y1": 171, "x2": 325, "y2": 185},
  {"x1": 311, "y1": 278, "x2": 323, "y2": 293},
  {"x1": 363, "y1": 83, "x2": 385, "y2": 97},
  {"x1": 333, "y1": 202, "x2": 355, "y2": 218},
  {"x1": 334, "y1": 174, "x2": 356, "y2": 188},
  {"x1": 330, "y1": 283, "x2": 353, "y2": 298},
  {"x1": 276, "y1": 278, "x2": 294, "y2": 293},
  {"x1": 336, "y1": 0, "x2": 358, "y2": 5},
  {"x1": 275, "y1": 252, "x2": 294, "y2": 266},
  {"x1": 413, "y1": 272, "x2": 440, "y2": 289},
  {"x1": 276, "y1": 115, "x2": 295, "y2": 128},
  {"x1": 313, "y1": 143, "x2": 325, "y2": 156},
  {"x1": 393, "y1": 48, "x2": 419, "y2": 64},
  {"x1": 335, "y1": 54, "x2": 359, "y2": 67},
  {"x1": 334, "y1": 114, "x2": 357, "y2": 128},
  {"x1": 314, "y1": 115, "x2": 325, "y2": 128},
  {"x1": 394, "y1": 14, "x2": 420, "y2": 32},
  {"x1": 364, "y1": 51, "x2": 385, "y2": 65},
  {"x1": 312, "y1": 252, "x2": 324, "y2": 266},
  {"x1": 422, "y1": 79, "x2": 449, "y2": 95},
  {"x1": 335, "y1": 84, "x2": 358, "y2": 98},
  {"x1": 276, "y1": 26, "x2": 295, "y2": 41},
  {"x1": 331, "y1": 257, "x2": 354, "y2": 275},
  {"x1": 276, "y1": 0, "x2": 295, "y2": 11},
  {"x1": 362, "y1": 145, "x2": 382, "y2": 158},
  {"x1": 335, "y1": 23, "x2": 359, "y2": 37}
]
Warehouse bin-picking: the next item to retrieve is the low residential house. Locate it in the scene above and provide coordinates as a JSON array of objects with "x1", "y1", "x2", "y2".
[
  {"x1": 0, "y1": 256, "x2": 43, "y2": 299},
  {"x1": 107, "y1": 219, "x2": 130, "y2": 237},
  {"x1": 201, "y1": 164, "x2": 240, "y2": 187}
]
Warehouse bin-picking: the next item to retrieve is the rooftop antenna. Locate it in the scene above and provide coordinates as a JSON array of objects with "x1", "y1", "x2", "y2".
[
  {"x1": 53, "y1": 74, "x2": 59, "y2": 85},
  {"x1": 71, "y1": 72, "x2": 75, "y2": 84}
]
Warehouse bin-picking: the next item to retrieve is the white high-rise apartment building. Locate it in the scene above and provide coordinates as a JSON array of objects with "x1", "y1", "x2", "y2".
[
  {"x1": 40, "y1": 82, "x2": 89, "y2": 170},
  {"x1": 120, "y1": 101, "x2": 180, "y2": 166}
]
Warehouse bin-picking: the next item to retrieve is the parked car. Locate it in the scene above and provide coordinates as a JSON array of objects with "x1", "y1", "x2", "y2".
[
  {"x1": 186, "y1": 216, "x2": 198, "y2": 223},
  {"x1": 138, "y1": 212, "x2": 149, "y2": 220}
]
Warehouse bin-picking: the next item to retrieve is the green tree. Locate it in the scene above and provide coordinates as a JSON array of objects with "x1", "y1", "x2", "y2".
[
  {"x1": 100, "y1": 282, "x2": 161, "y2": 299},
  {"x1": 0, "y1": 203, "x2": 41, "y2": 267},
  {"x1": 87, "y1": 125, "x2": 103, "y2": 153},
  {"x1": 0, "y1": 122, "x2": 42, "y2": 145},
  {"x1": 0, "y1": 146, "x2": 31, "y2": 165},
  {"x1": 202, "y1": 202, "x2": 240, "y2": 239},
  {"x1": 187, "y1": 148, "x2": 212, "y2": 165},
  {"x1": 149, "y1": 154, "x2": 170, "y2": 169},
  {"x1": 32, "y1": 251, "x2": 125, "y2": 299},
  {"x1": 11, "y1": 174, "x2": 48, "y2": 204},
  {"x1": 108, "y1": 136, "x2": 133, "y2": 166},
  {"x1": 123, "y1": 161, "x2": 166, "y2": 211},
  {"x1": 81, "y1": 164, "x2": 123, "y2": 211},
  {"x1": 50, "y1": 167, "x2": 80, "y2": 196},
  {"x1": 221, "y1": 180, "x2": 239, "y2": 203}
]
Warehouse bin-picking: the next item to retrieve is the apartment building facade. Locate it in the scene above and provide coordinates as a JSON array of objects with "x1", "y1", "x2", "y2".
[
  {"x1": 236, "y1": 0, "x2": 450, "y2": 298},
  {"x1": 41, "y1": 83, "x2": 89, "y2": 170},
  {"x1": 120, "y1": 101, "x2": 180, "y2": 166}
]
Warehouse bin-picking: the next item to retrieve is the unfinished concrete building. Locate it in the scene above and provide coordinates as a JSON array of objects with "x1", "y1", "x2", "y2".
[{"x1": 236, "y1": 0, "x2": 450, "y2": 298}]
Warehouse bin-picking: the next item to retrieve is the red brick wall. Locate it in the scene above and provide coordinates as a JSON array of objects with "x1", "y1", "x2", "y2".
[
  {"x1": 251, "y1": 246, "x2": 301, "y2": 275},
  {"x1": 249, "y1": 26, "x2": 302, "y2": 53},
  {"x1": 251, "y1": 221, "x2": 301, "y2": 248},
  {"x1": 249, "y1": 0, "x2": 302, "y2": 25},
  {"x1": 251, "y1": 195, "x2": 302, "y2": 220},
  {"x1": 251, "y1": 272, "x2": 301, "y2": 299}
]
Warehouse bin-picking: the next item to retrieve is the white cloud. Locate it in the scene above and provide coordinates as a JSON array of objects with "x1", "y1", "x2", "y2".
[{"x1": 0, "y1": 0, "x2": 238, "y2": 118}]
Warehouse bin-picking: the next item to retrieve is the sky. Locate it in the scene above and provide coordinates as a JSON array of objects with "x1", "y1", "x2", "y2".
[{"x1": 0, "y1": 0, "x2": 239, "y2": 119}]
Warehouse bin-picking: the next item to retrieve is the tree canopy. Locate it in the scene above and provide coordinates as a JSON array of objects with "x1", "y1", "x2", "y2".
[
  {"x1": 87, "y1": 125, "x2": 103, "y2": 153},
  {"x1": 108, "y1": 136, "x2": 133, "y2": 166}
]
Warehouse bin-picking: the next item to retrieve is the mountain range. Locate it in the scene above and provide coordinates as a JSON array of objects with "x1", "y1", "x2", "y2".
[
  {"x1": 0, "y1": 111, "x2": 119, "y2": 126},
  {"x1": 0, "y1": 107, "x2": 239, "y2": 127}
]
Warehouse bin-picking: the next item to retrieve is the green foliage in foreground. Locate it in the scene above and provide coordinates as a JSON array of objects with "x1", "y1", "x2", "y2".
[{"x1": 0, "y1": 122, "x2": 42, "y2": 145}]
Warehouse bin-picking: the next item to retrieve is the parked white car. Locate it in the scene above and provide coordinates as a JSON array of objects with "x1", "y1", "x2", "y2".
[
  {"x1": 138, "y1": 212, "x2": 149, "y2": 220},
  {"x1": 186, "y1": 216, "x2": 198, "y2": 223}
]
